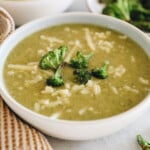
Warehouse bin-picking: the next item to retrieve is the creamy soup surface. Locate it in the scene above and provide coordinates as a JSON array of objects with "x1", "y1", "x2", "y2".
[{"x1": 4, "y1": 24, "x2": 150, "y2": 120}]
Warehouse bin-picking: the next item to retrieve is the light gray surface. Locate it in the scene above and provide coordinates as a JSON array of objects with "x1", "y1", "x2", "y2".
[
  {"x1": 47, "y1": 111, "x2": 150, "y2": 150},
  {"x1": 47, "y1": 0, "x2": 150, "y2": 149}
]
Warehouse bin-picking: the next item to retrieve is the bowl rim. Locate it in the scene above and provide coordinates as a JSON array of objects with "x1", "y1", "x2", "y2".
[{"x1": 0, "y1": 12, "x2": 150, "y2": 125}]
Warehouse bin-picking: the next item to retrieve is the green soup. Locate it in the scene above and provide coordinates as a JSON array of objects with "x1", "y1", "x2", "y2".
[{"x1": 4, "y1": 24, "x2": 150, "y2": 120}]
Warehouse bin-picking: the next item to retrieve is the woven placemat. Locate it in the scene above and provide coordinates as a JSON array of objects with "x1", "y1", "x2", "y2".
[{"x1": 0, "y1": 97, "x2": 53, "y2": 150}]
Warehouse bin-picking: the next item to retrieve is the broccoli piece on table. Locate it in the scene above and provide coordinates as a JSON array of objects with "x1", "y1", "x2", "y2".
[
  {"x1": 73, "y1": 69, "x2": 91, "y2": 84},
  {"x1": 46, "y1": 64, "x2": 64, "y2": 87},
  {"x1": 39, "y1": 45, "x2": 68, "y2": 70},
  {"x1": 137, "y1": 135, "x2": 150, "y2": 150},
  {"x1": 70, "y1": 51, "x2": 93, "y2": 69},
  {"x1": 92, "y1": 61, "x2": 109, "y2": 79}
]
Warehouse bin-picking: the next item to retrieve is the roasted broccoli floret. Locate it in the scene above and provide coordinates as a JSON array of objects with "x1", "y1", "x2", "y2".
[
  {"x1": 137, "y1": 135, "x2": 150, "y2": 150},
  {"x1": 46, "y1": 64, "x2": 64, "y2": 87},
  {"x1": 92, "y1": 61, "x2": 109, "y2": 79},
  {"x1": 102, "y1": 0, "x2": 131, "y2": 21},
  {"x1": 102, "y1": 0, "x2": 150, "y2": 32},
  {"x1": 129, "y1": 0, "x2": 150, "y2": 21},
  {"x1": 70, "y1": 51, "x2": 93, "y2": 69},
  {"x1": 100, "y1": 0, "x2": 115, "y2": 5},
  {"x1": 73, "y1": 69, "x2": 91, "y2": 84},
  {"x1": 130, "y1": 21, "x2": 150, "y2": 32},
  {"x1": 39, "y1": 45, "x2": 68, "y2": 70},
  {"x1": 129, "y1": 0, "x2": 150, "y2": 31},
  {"x1": 141, "y1": 0, "x2": 150, "y2": 9}
]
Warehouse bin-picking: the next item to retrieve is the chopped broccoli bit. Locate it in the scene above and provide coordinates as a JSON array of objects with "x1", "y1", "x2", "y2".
[
  {"x1": 73, "y1": 69, "x2": 91, "y2": 84},
  {"x1": 46, "y1": 64, "x2": 64, "y2": 87},
  {"x1": 137, "y1": 135, "x2": 150, "y2": 150},
  {"x1": 70, "y1": 51, "x2": 93, "y2": 69},
  {"x1": 92, "y1": 61, "x2": 109, "y2": 79},
  {"x1": 39, "y1": 45, "x2": 68, "y2": 70}
]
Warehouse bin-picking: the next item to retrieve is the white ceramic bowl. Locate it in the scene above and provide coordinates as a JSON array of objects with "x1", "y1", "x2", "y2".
[
  {"x1": 0, "y1": 13, "x2": 150, "y2": 140},
  {"x1": 0, "y1": 0, "x2": 74, "y2": 25}
]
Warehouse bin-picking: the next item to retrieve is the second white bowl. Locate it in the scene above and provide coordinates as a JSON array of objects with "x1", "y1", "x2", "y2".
[{"x1": 0, "y1": 0, "x2": 74, "y2": 25}]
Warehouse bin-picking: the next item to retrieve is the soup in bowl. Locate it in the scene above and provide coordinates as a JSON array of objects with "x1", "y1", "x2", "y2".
[{"x1": 0, "y1": 13, "x2": 150, "y2": 140}]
